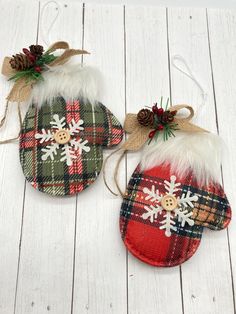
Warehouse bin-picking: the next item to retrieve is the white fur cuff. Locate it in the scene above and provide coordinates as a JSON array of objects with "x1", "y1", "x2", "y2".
[
  {"x1": 28, "y1": 63, "x2": 101, "y2": 107},
  {"x1": 140, "y1": 131, "x2": 225, "y2": 185}
]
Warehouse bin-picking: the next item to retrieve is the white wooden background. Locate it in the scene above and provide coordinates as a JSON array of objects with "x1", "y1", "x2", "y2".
[{"x1": 0, "y1": 1, "x2": 235, "y2": 314}]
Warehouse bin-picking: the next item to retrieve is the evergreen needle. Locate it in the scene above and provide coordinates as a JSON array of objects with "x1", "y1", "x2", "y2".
[
  {"x1": 160, "y1": 96, "x2": 163, "y2": 108},
  {"x1": 165, "y1": 97, "x2": 169, "y2": 110}
]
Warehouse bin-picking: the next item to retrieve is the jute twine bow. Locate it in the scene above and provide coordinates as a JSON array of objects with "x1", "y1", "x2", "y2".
[
  {"x1": 103, "y1": 104, "x2": 208, "y2": 197},
  {"x1": 1, "y1": 41, "x2": 89, "y2": 102},
  {"x1": 0, "y1": 41, "x2": 89, "y2": 144}
]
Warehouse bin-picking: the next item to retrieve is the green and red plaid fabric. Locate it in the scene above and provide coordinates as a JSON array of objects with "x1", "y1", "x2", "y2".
[
  {"x1": 20, "y1": 97, "x2": 123, "y2": 196},
  {"x1": 120, "y1": 164, "x2": 231, "y2": 267}
]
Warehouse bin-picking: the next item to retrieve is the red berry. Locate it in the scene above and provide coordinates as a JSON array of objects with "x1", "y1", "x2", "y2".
[
  {"x1": 22, "y1": 48, "x2": 30, "y2": 54},
  {"x1": 23, "y1": 48, "x2": 36, "y2": 62},
  {"x1": 28, "y1": 54, "x2": 36, "y2": 62},
  {"x1": 149, "y1": 130, "x2": 156, "y2": 138},
  {"x1": 152, "y1": 105, "x2": 158, "y2": 113},
  {"x1": 34, "y1": 66, "x2": 42, "y2": 73},
  {"x1": 157, "y1": 124, "x2": 164, "y2": 130},
  {"x1": 157, "y1": 108, "x2": 164, "y2": 116}
]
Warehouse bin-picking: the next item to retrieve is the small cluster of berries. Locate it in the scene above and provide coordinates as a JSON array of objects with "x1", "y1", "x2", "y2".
[{"x1": 137, "y1": 102, "x2": 177, "y2": 139}]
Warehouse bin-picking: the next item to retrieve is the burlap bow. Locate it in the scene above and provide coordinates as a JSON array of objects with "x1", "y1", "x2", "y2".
[
  {"x1": 103, "y1": 104, "x2": 208, "y2": 197},
  {"x1": 122, "y1": 104, "x2": 207, "y2": 151},
  {"x1": 1, "y1": 41, "x2": 89, "y2": 102},
  {"x1": 0, "y1": 41, "x2": 89, "y2": 145}
]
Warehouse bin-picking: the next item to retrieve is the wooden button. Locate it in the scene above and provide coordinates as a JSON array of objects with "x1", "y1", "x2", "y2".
[
  {"x1": 54, "y1": 129, "x2": 71, "y2": 144},
  {"x1": 161, "y1": 195, "x2": 178, "y2": 211}
]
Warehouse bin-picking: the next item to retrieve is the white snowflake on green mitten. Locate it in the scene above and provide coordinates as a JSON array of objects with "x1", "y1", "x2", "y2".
[
  {"x1": 142, "y1": 175, "x2": 198, "y2": 237},
  {"x1": 35, "y1": 114, "x2": 90, "y2": 166}
]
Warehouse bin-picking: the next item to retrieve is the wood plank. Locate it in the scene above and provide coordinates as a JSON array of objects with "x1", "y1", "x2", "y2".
[
  {"x1": 72, "y1": 4, "x2": 127, "y2": 314},
  {"x1": 207, "y1": 8, "x2": 236, "y2": 313},
  {"x1": 125, "y1": 6, "x2": 183, "y2": 314},
  {"x1": 0, "y1": 1, "x2": 39, "y2": 313},
  {"x1": 167, "y1": 7, "x2": 234, "y2": 314},
  {"x1": 1, "y1": 3, "x2": 235, "y2": 314},
  {"x1": 14, "y1": 2, "x2": 83, "y2": 314}
]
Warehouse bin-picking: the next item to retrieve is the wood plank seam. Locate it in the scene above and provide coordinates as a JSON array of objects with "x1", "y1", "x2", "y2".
[
  {"x1": 71, "y1": 3, "x2": 86, "y2": 314},
  {"x1": 123, "y1": 6, "x2": 130, "y2": 314},
  {"x1": 206, "y1": 8, "x2": 236, "y2": 313},
  {"x1": 13, "y1": 181, "x2": 27, "y2": 314},
  {"x1": 13, "y1": 2, "x2": 40, "y2": 312},
  {"x1": 166, "y1": 7, "x2": 185, "y2": 314}
]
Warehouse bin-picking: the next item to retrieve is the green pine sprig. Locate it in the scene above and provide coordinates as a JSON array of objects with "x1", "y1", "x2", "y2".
[
  {"x1": 8, "y1": 68, "x2": 43, "y2": 82},
  {"x1": 35, "y1": 53, "x2": 57, "y2": 66},
  {"x1": 148, "y1": 97, "x2": 179, "y2": 144},
  {"x1": 163, "y1": 123, "x2": 179, "y2": 141},
  {"x1": 8, "y1": 52, "x2": 57, "y2": 83}
]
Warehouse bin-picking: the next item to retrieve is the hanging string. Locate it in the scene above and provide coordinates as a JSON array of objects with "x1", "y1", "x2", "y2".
[
  {"x1": 40, "y1": 0, "x2": 61, "y2": 47},
  {"x1": 0, "y1": 102, "x2": 23, "y2": 144},
  {"x1": 104, "y1": 58, "x2": 209, "y2": 197},
  {"x1": 0, "y1": 101, "x2": 10, "y2": 129},
  {"x1": 0, "y1": 1, "x2": 60, "y2": 144},
  {"x1": 113, "y1": 149, "x2": 126, "y2": 197},
  {"x1": 171, "y1": 55, "x2": 208, "y2": 111},
  {"x1": 103, "y1": 148, "x2": 122, "y2": 196},
  {"x1": 103, "y1": 148, "x2": 127, "y2": 197}
]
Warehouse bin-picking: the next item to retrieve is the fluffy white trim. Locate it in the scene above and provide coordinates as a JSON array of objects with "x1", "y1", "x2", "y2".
[
  {"x1": 140, "y1": 131, "x2": 225, "y2": 185},
  {"x1": 29, "y1": 63, "x2": 101, "y2": 107}
]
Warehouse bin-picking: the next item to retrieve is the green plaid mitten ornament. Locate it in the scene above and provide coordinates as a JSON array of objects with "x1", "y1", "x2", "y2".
[{"x1": 2, "y1": 42, "x2": 123, "y2": 196}]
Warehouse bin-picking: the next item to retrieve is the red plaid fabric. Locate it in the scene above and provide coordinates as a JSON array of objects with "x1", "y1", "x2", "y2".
[{"x1": 120, "y1": 164, "x2": 231, "y2": 267}]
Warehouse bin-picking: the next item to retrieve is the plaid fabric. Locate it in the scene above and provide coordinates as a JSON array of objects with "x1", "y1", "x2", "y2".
[
  {"x1": 20, "y1": 97, "x2": 123, "y2": 196},
  {"x1": 120, "y1": 164, "x2": 231, "y2": 267}
]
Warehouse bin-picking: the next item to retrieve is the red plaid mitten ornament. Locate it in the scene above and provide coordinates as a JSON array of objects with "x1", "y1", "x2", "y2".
[
  {"x1": 1, "y1": 42, "x2": 123, "y2": 196},
  {"x1": 113, "y1": 101, "x2": 231, "y2": 267}
]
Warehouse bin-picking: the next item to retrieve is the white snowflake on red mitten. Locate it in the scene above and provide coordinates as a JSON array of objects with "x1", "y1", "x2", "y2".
[{"x1": 142, "y1": 175, "x2": 198, "y2": 237}]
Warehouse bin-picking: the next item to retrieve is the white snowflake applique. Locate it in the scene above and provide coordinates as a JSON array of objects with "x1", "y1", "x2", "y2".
[
  {"x1": 142, "y1": 175, "x2": 198, "y2": 237},
  {"x1": 35, "y1": 114, "x2": 90, "y2": 166}
]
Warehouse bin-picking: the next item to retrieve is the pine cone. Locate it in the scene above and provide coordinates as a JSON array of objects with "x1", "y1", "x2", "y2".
[
  {"x1": 9, "y1": 53, "x2": 34, "y2": 71},
  {"x1": 137, "y1": 109, "x2": 154, "y2": 127},
  {"x1": 160, "y1": 111, "x2": 175, "y2": 124},
  {"x1": 29, "y1": 44, "x2": 44, "y2": 58}
]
